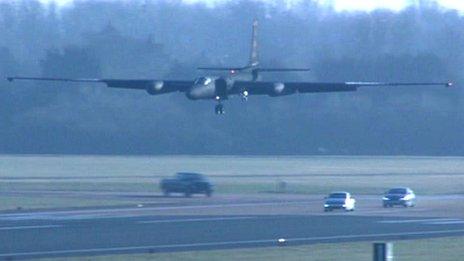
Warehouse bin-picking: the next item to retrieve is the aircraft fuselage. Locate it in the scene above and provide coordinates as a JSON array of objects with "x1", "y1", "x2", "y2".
[{"x1": 186, "y1": 70, "x2": 255, "y2": 100}]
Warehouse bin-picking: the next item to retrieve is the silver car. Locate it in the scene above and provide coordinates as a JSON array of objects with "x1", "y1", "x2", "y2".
[{"x1": 382, "y1": 187, "x2": 416, "y2": 207}]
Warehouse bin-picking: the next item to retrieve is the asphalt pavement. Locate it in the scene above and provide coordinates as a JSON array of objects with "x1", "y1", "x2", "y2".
[{"x1": 1, "y1": 203, "x2": 464, "y2": 259}]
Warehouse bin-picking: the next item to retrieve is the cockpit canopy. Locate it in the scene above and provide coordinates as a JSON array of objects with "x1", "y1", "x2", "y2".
[{"x1": 194, "y1": 77, "x2": 212, "y2": 86}]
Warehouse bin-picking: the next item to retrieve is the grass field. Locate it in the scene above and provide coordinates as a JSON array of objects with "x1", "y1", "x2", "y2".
[
  {"x1": 0, "y1": 176, "x2": 462, "y2": 211},
  {"x1": 37, "y1": 236, "x2": 464, "y2": 261},
  {"x1": 1, "y1": 155, "x2": 463, "y2": 177},
  {"x1": 1, "y1": 174, "x2": 463, "y2": 195},
  {"x1": 0, "y1": 196, "x2": 144, "y2": 210},
  {"x1": 1, "y1": 156, "x2": 463, "y2": 260},
  {"x1": 0, "y1": 155, "x2": 463, "y2": 210}
]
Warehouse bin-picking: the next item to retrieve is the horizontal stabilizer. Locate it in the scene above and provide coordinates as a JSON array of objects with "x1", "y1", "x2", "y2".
[
  {"x1": 257, "y1": 68, "x2": 310, "y2": 72},
  {"x1": 197, "y1": 67, "x2": 245, "y2": 71},
  {"x1": 197, "y1": 67, "x2": 310, "y2": 73}
]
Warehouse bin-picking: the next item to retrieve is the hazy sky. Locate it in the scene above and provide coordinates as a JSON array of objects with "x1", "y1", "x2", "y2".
[
  {"x1": 6, "y1": 0, "x2": 464, "y2": 12},
  {"x1": 1, "y1": 0, "x2": 462, "y2": 155}
]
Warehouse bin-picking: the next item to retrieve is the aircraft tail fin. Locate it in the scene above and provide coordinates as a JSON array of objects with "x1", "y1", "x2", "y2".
[
  {"x1": 197, "y1": 19, "x2": 259, "y2": 72},
  {"x1": 198, "y1": 19, "x2": 310, "y2": 76},
  {"x1": 247, "y1": 20, "x2": 311, "y2": 74},
  {"x1": 248, "y1": 19, "x2": 259, "y2": 68}
]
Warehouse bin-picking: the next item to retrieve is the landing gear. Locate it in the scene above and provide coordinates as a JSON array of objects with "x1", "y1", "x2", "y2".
[
  {"x1": 215, "y1": 103, "x2": 225, "y2": 114},
  {"x1": 240, "y1": 90, "x2": 249, "y2": 101},
  {"x1": 214, "y1": 96, "x2": 225, "y2": 115}
]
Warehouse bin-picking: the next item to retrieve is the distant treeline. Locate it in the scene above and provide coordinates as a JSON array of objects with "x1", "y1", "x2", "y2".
[{"x1": 0, "y1": 0, "x2": 463, "y2": 155}]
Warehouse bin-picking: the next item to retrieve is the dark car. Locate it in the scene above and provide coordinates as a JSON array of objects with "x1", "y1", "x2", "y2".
[
  {"x1": 382, "y1": 187, "x2": 416, "y2": 207},
  {"x1": 160, "y1": 172, "x2": 213, "y2": 197}
]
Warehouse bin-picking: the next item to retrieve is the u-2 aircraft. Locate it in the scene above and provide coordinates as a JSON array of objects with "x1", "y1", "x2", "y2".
[{"x1": 7, "y1": 19, "x2": 452, "y2": 114}]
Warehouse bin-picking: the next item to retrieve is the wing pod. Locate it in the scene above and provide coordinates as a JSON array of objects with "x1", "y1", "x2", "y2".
[
  {"x1": 146, "y1": 81, "x2": 165, "y2": 95},
  {"x1": 269, "y1": 82, "x2": 296, "y2": 96}
]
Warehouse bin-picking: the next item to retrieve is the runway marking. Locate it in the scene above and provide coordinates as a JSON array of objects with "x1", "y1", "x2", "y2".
[
  {"x1": 1, "y1": 228, "x2": 464, "y2": 258},
  {"x1": 138, "y1": 216, "x2": 256, "y2": 224},
  {"x1": 426, "y1": 221, "x2": 464, "y2": 225},
  {"x1": 0, "y1": 225, "x2": 63, "y2": 231},
  {"x1": 378, "y1": 218, "x2": 460, "y2": 224},
  {"x1": 0, "y1": 201, "x2": 313, "y2": 220}
]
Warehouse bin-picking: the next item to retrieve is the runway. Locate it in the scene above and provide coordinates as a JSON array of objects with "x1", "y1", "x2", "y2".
[{"x1": 1, "y1": 194, "x2": 464, "y2": 259}]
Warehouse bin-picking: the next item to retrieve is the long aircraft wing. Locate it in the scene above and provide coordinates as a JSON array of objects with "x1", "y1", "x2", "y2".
[
  {"x1": 6, "y1": 77, "x2": 193, "y2": 94},
  {"x1": 233, "y1": 81, "x2": 453, "y2": 95}
]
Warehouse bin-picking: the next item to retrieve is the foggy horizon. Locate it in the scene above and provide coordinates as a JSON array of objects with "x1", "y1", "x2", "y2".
[
  {"x1": 13, "y1": 0, "x2": 464, "y2": 13},
  {"x1": 1, "y1": 0, "x2": 462, "y2": 156}
]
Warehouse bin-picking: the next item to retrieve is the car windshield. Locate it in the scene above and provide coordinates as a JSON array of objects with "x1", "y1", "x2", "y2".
[
  {"x1": 388, "y1": 188, "x2": 407, "y2": 194},
  {"x1": 329, "y1": 193, "x2": 347, "y2": 198},
  {"x1": 176, "y1": 173, "x2": 204, "y2": 180}
]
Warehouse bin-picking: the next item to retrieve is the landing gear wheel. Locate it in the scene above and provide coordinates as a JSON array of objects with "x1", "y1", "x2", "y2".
[{"x1": 215, "y1": 104, "x2": 225, "y2": 115}]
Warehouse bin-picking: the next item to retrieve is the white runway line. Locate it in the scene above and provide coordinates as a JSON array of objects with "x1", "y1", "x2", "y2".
[
  {"x1": 378, "y1": 218, "x2": 459, "y2": 224},
  {"x1": 1, "y1": 228, "x2": 464, "y2": 258},
  {"x1": 0, "y1": 225, "x2": 63, "y2": 231},
  {"x1": 378, "y1": 218, "x2": 461, "y2": 224},
  {"x1": 138, "y1": 216, "x2": 256, "y2": 224},
  {"x1": 0, "y1": 201, "x2": 313, "y2": 220},
  {"x1": 426, "y1": 221, "x2": 464, "y2": 225}
]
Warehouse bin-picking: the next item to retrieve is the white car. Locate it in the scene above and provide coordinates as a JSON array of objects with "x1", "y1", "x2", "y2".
[{"x1": 324, "y1": 191, "x2": 356, "y2": 212}]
